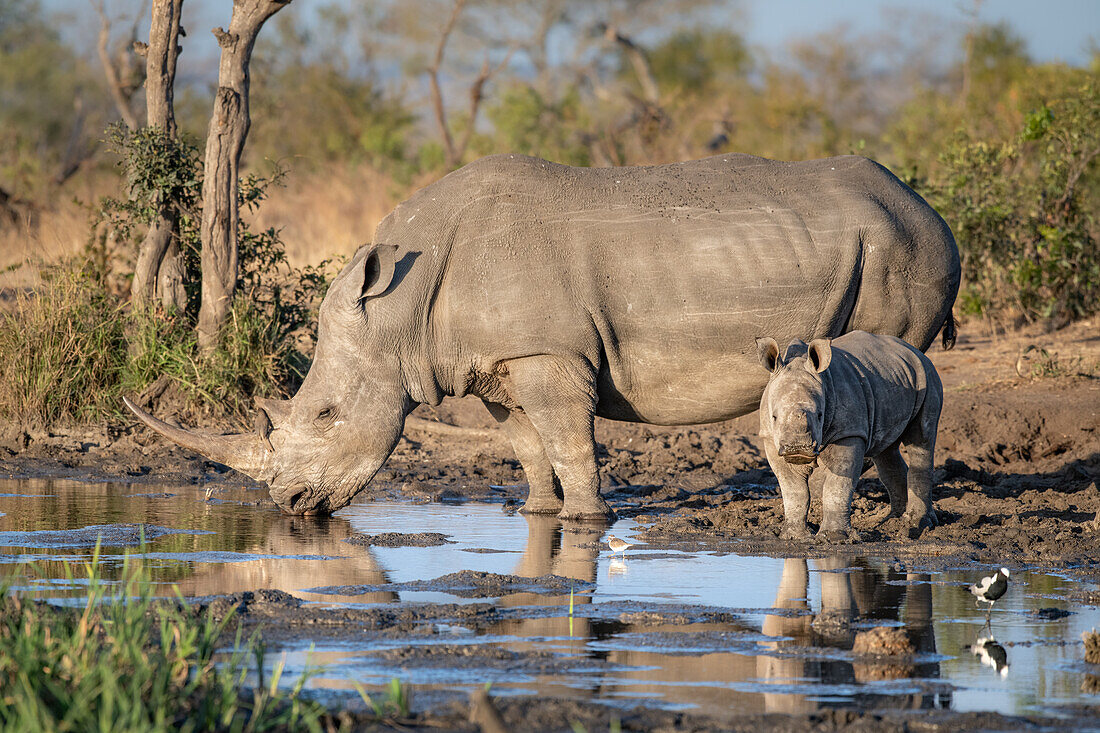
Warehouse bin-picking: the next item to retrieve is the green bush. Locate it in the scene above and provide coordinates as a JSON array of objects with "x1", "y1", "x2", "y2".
[
  {"x1": 0, "y1": 261, "x2": 126, "y2": 426},
  {"x1": 0, "y1": 124, "x2": 334, "y2": 428},
  {"x1": 921, "y1": 79, "x2": 1100, "y2": 325}
]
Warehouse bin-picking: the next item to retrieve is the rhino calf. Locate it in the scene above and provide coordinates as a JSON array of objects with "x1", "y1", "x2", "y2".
[{"x1": 756, "y1": 330, "x2": 943, "y2": 542}]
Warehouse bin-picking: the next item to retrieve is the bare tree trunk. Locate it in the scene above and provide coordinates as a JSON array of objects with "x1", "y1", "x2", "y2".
[
  {"x1": 131, "y1": 0, "x2": 187, "y2": 312},
  {"x1": 196, "y1": 0, "x2": 291, "y2": 352},
  {"x1": 427, "y1": 0, "x2": 467, "y2": 170}
]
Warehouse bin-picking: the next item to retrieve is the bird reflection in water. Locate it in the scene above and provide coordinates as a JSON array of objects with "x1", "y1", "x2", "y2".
[{"x1": 970, "y1": 635, "x2": 1010, "y2": 678}]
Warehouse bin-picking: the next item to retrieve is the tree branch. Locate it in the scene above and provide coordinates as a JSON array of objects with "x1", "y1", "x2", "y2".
[
  {"x1": 91, "y1": 0, "x2": 142, "y2": 130},
  {"x1": 599, "y1": 23, "x2": 660, "y2": 105},
  {"x1": 427, "y1": 0, "x2": 467, "y2": 168}
]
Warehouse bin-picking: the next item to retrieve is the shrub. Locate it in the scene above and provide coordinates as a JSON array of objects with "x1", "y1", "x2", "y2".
[
  {"x1": 0, "y1": 260, "x2": 126, "y2": 426},
  {"x1": 920, "y1": 79, "x2": 1100, "y2": 326}
]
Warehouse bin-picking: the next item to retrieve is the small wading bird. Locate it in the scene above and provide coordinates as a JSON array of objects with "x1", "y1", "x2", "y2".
[
  {"x1": 971, "y1": 635, "x2": 1010, "y2": 678},
  {"x1": 607, "y1": 535, "x2": 634, "y2": 555},
  {"x1": 969, "y1": 567, "x2": 1011, "y2": 614}
]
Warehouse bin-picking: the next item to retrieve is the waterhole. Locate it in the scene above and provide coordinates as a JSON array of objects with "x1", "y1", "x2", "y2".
[{"x1": 1, "y1": 476, "x2": 1098, "y2": 720}]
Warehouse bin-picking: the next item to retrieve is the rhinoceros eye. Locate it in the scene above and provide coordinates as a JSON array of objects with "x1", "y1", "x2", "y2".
[{"x1": 315, "y1": 406, "x2": 337, "y2": 424}]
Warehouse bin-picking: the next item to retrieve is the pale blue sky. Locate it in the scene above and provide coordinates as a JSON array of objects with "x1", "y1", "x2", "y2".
[
  {"x1": 746, "y1": 0, "x2": 1097, "y2": 66},
  {"x1": 48, "y1": 0, "x2": 1099, "y2": 75}
]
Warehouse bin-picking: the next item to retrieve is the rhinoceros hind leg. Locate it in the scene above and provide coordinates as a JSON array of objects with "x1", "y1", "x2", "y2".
[
  {"x1": 482, "y1": 400, "x2": 564, "y2": 514},
  {"x1": 901, "y1": 442, "x2": 938, "y2": 532},
  {"x1": 502, "y1": 356, "x2": 612, "y2": 520},
  {"x1": 872, "y1": 444, "x2": 909, "y2": 518}
]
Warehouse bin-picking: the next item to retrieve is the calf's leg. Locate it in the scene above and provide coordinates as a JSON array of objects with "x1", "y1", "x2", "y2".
[
  {"x1": 816, "y1": 437, "x2": 865, "y2": 542},
  {"x1": 902, "y1": 441, "x2": 938, "y2": 532},
  {"x1": 901, "y1": 391, "x2": 942, "y2": 534},
  {"x1": 764, "y1": 441, "x2": 812, "y2": 540},
  {"x1": 871, "y1": 443, "x2": 909, "y2": 518}
]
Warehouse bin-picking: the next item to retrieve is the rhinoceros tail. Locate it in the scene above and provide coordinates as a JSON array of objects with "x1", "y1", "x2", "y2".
[{"x1": 941, "y1": 310, "x2": 957, "y2": 351}]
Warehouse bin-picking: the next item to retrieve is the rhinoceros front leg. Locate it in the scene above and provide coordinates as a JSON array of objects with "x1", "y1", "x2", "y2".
[
  {"x1": 816, "y1": 437, "x2": 865, "y2": 542},
  {"x1": 482, "y1": 400, "x2": 564, "y2": 514},
  {"x1": 503, "y1": 355, "x2": 612, "y2": 520},
  {"x1": 763, "y1": 440, "x2": 812, "y2": 540}
]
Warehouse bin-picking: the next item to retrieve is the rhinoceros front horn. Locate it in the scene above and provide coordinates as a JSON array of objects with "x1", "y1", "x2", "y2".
[{"x1": 122, "y1": 396, "x2": 270, "y2": 481}]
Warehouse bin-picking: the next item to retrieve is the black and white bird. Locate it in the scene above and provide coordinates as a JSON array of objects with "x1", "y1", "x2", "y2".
[
  {"x1": 970, "y1": 635, "x2": 1010, "y2": 678},
  {"x1": 969, "y1": 567, "x2": 1010, "y2": 612}
]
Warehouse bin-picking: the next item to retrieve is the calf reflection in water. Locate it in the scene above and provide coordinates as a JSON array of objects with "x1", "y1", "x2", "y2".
[{"x1": 759, "y1": 557, "x2": 949, "y2": 712}]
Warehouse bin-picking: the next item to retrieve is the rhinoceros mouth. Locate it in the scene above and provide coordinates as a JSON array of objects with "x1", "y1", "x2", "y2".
[{"x1": 779, "y1": 444, "x2": 818, "y2": 464}]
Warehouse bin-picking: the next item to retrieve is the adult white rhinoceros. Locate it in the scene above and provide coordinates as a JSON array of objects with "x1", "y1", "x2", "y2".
[{"x1": 125, "y1": 153, "x2": 960, "y2": 519}]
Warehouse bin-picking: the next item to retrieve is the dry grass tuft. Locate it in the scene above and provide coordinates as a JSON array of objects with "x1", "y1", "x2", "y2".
[
  {"x1": 250, "y1": 163, "x2": 425, "y2": 268},
  {"x1": 1085, "y1": 629, "x2": 1100, "y2": 665}
]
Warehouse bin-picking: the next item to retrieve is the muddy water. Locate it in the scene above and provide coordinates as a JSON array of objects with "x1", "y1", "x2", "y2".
[{"x1": 1, "y1": 477, "x2": 1099, "y2": 720}]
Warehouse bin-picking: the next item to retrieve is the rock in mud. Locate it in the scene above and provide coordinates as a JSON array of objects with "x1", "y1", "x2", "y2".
[
  {"x1": 1084, "y1": 629, "x2": 1100, "y2": 664},
  {"x1": 852, "y1": 626, "x2": 915, "y2": 656},
  {"x1": 0, "y1": 523, "x2": 208, "y2": 548},
  {"x1": 1032, "y1": 607, "x2": 1073, "y2": 620},
  {"x1": 309, "y1": 570, "x2": 594, "y2": 599}
]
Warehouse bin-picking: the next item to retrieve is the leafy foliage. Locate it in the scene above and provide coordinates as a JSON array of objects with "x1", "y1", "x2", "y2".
[{"x1": 919, "y1": 78, "x2": 1100, "y2": 324}]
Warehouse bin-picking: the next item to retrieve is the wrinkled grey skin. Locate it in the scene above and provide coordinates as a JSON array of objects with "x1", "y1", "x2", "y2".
[
  {"x1": 125, "y1": 153, "x2": 959, "y2": 519},
  {"x1": 757, "y1": 330, "x2": 943, "y2": 542}
]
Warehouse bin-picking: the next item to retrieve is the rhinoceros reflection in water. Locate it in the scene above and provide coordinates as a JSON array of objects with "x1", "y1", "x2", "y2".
[
  {"x1": 171, "y1": 514, "x2": 397, "y2": 605},
  {"x1": 758, "y1": 558, "x2": 945, "y2": 713},
  {"x1": 483, "y1": 515, "x2": 945, "y2": 716}
]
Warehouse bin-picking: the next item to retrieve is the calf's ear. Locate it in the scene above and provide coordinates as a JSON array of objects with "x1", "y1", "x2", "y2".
[
  {"x1": 756, "y1": 337, "x2": 781, "y2": 373},
  {"x1": 807, "y1": 339, "x2": 833, "y2": 373},
  {"x1": 358, "y1": 244, "x2": 399, "y2": 301}
]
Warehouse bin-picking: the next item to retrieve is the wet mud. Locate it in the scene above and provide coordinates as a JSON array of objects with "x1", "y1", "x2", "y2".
[{"x1": 308, "y1": 569, "x2": 596, "y2": 598}]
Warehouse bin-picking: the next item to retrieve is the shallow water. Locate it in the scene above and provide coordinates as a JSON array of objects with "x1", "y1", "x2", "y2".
[{"x1": 1, "y1": 476, "x2": 1099, "y2": 720}]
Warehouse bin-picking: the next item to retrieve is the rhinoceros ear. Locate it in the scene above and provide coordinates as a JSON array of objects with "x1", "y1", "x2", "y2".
[
  {"x1": 807, "y1": 339, "x2": 833, "y2": 373},
  {"x1": 756, "y1": 337, "x2": 781, "y2": 373},
  {"x1": 358, "y1": 244, "x2": 398, "y2": 301}
]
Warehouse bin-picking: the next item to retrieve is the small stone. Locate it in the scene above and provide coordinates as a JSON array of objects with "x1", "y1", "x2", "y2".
[{"x1": 853, "y1": 626, "x2": 915, "y2": 656}]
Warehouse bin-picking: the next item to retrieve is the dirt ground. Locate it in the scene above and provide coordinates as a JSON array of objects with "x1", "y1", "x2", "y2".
[{"x1": 2, "y1": 319, "x2": 1099, "y2": 731}]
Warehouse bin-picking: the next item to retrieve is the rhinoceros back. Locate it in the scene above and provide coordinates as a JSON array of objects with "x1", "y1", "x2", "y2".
[{"x1": 377, "y1": 154, "x2": 959, "y2": 425}]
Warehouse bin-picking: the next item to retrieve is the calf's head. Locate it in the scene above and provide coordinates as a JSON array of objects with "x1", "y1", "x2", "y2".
[
  {"x1": 124, "y1": 244, "x2": 410, "y2": 515},
  {"x1": 756, "y1": 337, "x2": 833, "y2": 464}
]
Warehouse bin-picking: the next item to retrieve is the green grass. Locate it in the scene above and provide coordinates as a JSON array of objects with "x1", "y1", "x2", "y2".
[{"x1": 0, "y1": 545, "x2": 326, "y2": 733}]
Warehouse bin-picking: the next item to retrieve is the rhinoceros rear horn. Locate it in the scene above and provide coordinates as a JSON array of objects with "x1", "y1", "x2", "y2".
[{"x1": 122, "y1": 396, "x2": 270, "y2": 480}]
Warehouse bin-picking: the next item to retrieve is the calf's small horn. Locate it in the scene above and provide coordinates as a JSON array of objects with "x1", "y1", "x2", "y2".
[{"x1": 122, "y1": 396, "x2": 270, "y2": 480}]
